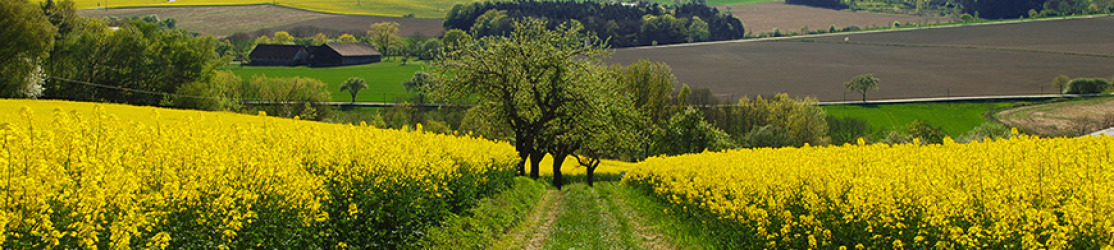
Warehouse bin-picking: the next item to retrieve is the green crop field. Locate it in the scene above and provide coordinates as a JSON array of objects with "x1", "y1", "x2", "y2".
[
  {"x1": 54, "y1": 0, "x2": 471, "y2": 18},
  {"x1": 227, "y1": 61, "x2": 424, "y2": 103},
  {"x1": 823, "y1": 102, "x2": 1017, "y2": 137}
]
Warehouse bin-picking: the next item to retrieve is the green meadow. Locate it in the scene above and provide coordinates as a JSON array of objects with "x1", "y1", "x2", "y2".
[
  {"x1": 822, "y1": 101, "x2": 1017, "y2": 137},
  {"x1": 227, "y1": 61, "x2": 424, "y2": 103}
]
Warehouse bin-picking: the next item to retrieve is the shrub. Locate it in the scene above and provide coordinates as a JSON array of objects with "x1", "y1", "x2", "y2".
[
  {"x1": 652, "y1": 107, "x2": 735, "y2": 156},
  {"x1": 878, "y1": 129, "x2": 914, "y2": 145},
  {"x1": 723, "y1": 94, "x2": 830, "y2": 147},
  {"x1": 741, "y1": 124, "x2": 795, "y2": 148},
  {"x1": 907, "y1": 119, "x2": 946, "y2": 144},
  {"x1": 959, "y1": 122, "x2": 1013, "y2": 142},
  {"x1": 1063, "y1": 78, "x2": 1111, "y2": 94},
  {"x1": 827, "y1": 116, "x2": 871, "y2": 145}
]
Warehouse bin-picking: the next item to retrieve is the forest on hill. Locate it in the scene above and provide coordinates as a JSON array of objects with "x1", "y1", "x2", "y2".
[{"x1": 443, "y1": 1, "x2": 746, "y2": 48}]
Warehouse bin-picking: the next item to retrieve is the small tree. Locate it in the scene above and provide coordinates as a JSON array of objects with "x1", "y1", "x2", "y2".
[
  {"x1": 0, "y1": 0, "x2": 55, "y2": 98},
  {"x1": 441, "y1": 29, "x2": 471, "y2": 49},
  {"x1": 368, "y1": 22, "x2": 401, "y2": 58},
  {"x1": 311, "y1": 33, "x2": 328, "y2": 45},
  {"x1": 402, "y1": 72, "x2": 438, "y2": 103},
  {"x1": 1052, "y1": 74, "x2": 1070, "y2": 94},
  {"x1": 340, "y1": 77, "x2": 368, "y2": 103},
  {"x1": 337, "y1": 33, "x2": 358, "y2": 43},
  {"x1": 845, "y1": 74, "x2": 879, "y2": 103},
  {"x1": 272, "y1": 31, "x2": 295, "y2": 44}
]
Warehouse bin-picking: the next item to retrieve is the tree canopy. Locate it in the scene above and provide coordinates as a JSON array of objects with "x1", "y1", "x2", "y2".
[
  {"x1": 0, "y1": 0, "x2": 57, "y2": 98},
  {"x1": 340, "y1": 77, "x2": 368, "y2": 103},
  {"x1": 43, "y1": 15, "x2": 225, "y2": 106},
  {"x1": 443, "y1": 1, "x2": 744, "y2": 48},
  {"x1": 431, "y1": 18, "x2": 613, "y2": 189},
  {"x1": 844, "y1": 74, "x2": 879, "y2": 103}
]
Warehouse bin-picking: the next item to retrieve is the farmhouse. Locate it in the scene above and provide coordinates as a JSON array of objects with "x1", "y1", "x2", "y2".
[
  {"x1": 248, "y1": 44, "x2": 310, "y2": 66},
  {"x1": 248, "y1": 43, "x2": 381, "y2": 66},
  {"x1": 311, "y1": 43, "x2": 382, "y2": 66}
]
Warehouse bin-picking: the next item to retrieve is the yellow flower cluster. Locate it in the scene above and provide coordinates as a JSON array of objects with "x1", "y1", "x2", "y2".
[
  {"x1": 624, "y1": 135, "x2": 1114, "y2": 249},
  {"x1": 0, "y1": 100, "x2": 517, "y2": 249}
]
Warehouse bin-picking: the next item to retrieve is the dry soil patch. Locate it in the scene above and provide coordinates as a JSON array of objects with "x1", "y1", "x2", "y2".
[{"x1": 997, "y1": 97, "x2": 1114, "y2": 136}]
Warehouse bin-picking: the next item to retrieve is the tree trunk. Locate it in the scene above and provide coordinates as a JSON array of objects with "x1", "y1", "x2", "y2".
[
  {"x1": 515, "y1": 136, "x2": 529, "y2": 176},
  {"x1": 551, "y1": 154, "x2": 566, "y2": 190},
  {"x1": 586, "y1": 165, "x2": 595, "y2": 187},
  {"x1": 529, "y1": 152, "x2": 544, "y2": 180},
  {"x1": 861, "y1": 91, "x2": 867, "y2": 103},
  {"x1": 516, "y1": 156, "x2": 527, "y2": 177}
]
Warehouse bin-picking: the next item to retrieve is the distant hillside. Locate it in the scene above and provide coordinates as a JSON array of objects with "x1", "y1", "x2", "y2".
[{"x1": 46, "y1": 0, "x2": 476, "y2": 18}]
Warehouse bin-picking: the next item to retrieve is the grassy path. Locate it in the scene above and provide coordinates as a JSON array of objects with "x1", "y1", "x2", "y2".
[{"x1": 495, "y1": 182, "x2": 677, "y2": 250}]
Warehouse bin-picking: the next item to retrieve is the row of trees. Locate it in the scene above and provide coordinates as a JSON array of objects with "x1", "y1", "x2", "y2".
[
  {"x1": 1, "y1": 0, "x2": 334, "y2": 119},
  {"x1": 443, "y1": 1, "x2": 745, "y2": 47},
  {"x1": 221, "y1": 22, "x2": 445, "y2": 64},
  {"x1": 0, "y1": 0, "x2": 229, "y2": 106},
  {"x1": 430, "y1": 18, "x2": 832, "y2": 188},
  {"x1": 1052, "y1": 74, "x2": 1114, "y2": 94}
]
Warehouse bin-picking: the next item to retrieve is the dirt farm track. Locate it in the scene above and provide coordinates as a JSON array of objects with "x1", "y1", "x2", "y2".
[{"x1": 611, "y1": 16, "x2": 1114, "y2": 102}]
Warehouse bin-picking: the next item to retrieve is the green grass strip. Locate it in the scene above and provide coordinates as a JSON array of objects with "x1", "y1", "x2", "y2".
[
  {"x1": 822, "y1": 102, "x2": 1016, "y2": 137},
  {"x1": 227, "y1": 61, "x2": 423, "y2": 103},
  {"x1": 419, "y1": 177, "x2": 547, "y2": 249},
  {"x1": 544, "y1": 183, "x2": 642, "y2": 249}
]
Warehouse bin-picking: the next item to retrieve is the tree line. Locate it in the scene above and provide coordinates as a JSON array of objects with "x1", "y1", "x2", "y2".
[
  {"x1": 442, "y1": 0, "x2": 745, "y2": 47},
  {"x1": 1, "y1": 0, "x2": 339, "y2": 119}
]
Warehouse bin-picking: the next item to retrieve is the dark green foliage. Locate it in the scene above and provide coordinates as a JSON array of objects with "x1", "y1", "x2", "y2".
[
  {"x1": 174, "y1": 71, "x2": 244, "y2": 111},
  {"x1": 827, "y1": 115, "x2": 871, "y2": 145},
  {"x1": 741, "y1": 124, "x2": 796, "y2": 148},
  {"x1": 442, "y1": 1, "x2": 744, "y2": 48},
  {"x1": 708, "y1": 94, "x2": 830, "y2": 148},
  {"x1": 959, "y1": 122, "x2": 1012, "y2": 143},
  {"x1": 240, "y1": 76, "x2": 332, "y2": 119},
  {"x1": 786, "y1": 0, "x2": 848, "y2": 9},
  {"x1": 907, "y1": 120, "x2": 946, "y2": 144},
  {"x1": 0, "y1": 0, "x2": 56, "y2": 98},
  {"x1": 384, "y1": 102, "x2": 415, "y2": 129},
  {"x1": 845, "y1": 74, "x2": 879, "y2": 103},
  {"x1": 432, "y1": 18, "x2": 612, "y2": 183},
  {"x1": 1064, "y1": 78, "x2": 1111, "y2": 94},
  {"x1": 43, "y1": 15, "x2": 225, "y2": 106},
  {"x1": 652, "y1": 107, "x2": 735, "y2": 156},
  {"x1": 420, "y1": 177, "x2": 546, "y2": 249},
  {"x1": 309, "y1": 162, "x2": 517, "y2": 249},
  {"x1": 402, "y1": 72, "x2": 439, "y2": 103}
]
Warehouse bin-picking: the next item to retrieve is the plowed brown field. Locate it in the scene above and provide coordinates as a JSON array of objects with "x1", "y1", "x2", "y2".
[
  {"x1": 726, "y1": 2, "x2": 953, "y2": 35},
  {"x1": 610, "y1": 16, "x2": 1114, "y2": 102},
  {"x1": 80, "y1": 5, "x2": 445, "y2": 37}
]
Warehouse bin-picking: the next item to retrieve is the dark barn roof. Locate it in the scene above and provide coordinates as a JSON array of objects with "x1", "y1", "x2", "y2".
[
  {"x1": 248, "y1": 44, "x2": 306, "y2": 59},
  {"x1": 322, "y1": 43, "x2": 381, "y2": 57}
]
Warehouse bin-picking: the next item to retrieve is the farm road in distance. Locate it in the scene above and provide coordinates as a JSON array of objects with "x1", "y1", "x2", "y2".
[{"x1": 611, "y1": 16, "x2": 1114, "y2": 102}]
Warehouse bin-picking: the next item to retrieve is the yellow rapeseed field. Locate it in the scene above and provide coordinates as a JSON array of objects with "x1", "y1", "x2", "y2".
[
  {"x1": 0, "y1": 100, "x2": 517, "y2": 248},
  {"x1": 624, "y1": 135, "x2": 1114, "y2": 249}
]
